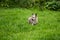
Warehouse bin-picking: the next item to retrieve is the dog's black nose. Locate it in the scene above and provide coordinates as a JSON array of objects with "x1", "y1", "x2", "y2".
[{"x1": 32, "y1": 19, "x2": 34, "y2": 21}]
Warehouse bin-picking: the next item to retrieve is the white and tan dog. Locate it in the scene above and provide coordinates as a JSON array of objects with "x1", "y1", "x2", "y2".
[{"x1": 28, "y1": 13, "x2": 38, "y2": 25}]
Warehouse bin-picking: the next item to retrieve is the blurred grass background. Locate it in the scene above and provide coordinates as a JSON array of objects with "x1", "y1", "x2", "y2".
[{"x1": 0, "y1": 8, "x2": 60, "y2": 40}]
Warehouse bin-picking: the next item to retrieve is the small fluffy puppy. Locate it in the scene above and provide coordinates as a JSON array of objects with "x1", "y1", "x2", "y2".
[{"x1": 28, "y1": 13, "x2": 38, "y2": 25}]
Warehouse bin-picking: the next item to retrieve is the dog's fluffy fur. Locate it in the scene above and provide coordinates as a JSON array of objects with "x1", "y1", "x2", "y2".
[{"x1": 28, "y1": 13, "x2": 38, "y2": 25}]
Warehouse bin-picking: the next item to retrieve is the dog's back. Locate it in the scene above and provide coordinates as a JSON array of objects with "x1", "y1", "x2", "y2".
[{"x1": 28, "y1": 17, "x2": 33, "y2": 24}]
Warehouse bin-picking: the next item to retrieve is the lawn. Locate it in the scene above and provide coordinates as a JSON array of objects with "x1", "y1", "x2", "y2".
[{"x1": 0, "y1": 8, "x2": 60, "y2": 40}]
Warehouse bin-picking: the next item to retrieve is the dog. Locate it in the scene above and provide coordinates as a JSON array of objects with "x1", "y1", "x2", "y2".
[{"x1": 28, "y1": 13, "x2": 38, "y2": 25}]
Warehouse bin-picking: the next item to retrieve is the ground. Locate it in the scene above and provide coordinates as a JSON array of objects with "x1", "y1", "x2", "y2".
[{"x1": 0, "y1": 8, "x2": 60, "y2": 40}]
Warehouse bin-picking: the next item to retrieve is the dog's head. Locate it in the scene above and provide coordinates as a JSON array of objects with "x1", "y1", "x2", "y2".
[{"x1": 32, "y1": 13, "x2": 37, "y2": 18}]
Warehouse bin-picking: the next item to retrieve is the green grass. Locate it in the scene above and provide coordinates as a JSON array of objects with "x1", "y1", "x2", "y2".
[{"x1": 0, "y1": 8, "x2": 60, "y2": 40}]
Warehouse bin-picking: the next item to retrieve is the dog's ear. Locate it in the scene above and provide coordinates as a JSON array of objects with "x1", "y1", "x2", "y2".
[
  {"x1": 32, "y1": 13, "x2": 34, "y2": 15},
  {"x1": 35, "y1": 13, "x2": 37, "y2": 16}
]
